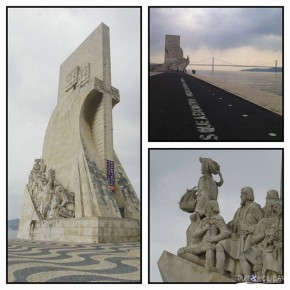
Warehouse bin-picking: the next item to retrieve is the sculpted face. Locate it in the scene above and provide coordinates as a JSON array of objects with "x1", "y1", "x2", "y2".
[
  {"x1": 205, "y1": 204, "x2": 212, "y2": 216},
  {"x1": 208, "y1": 161, "x2": 220, "y2": 175},
  {"x1": 273, "y1": 202, "x2": 282, "y2": 216},
  {"x1": 240, "y1": 190, "x2": 248, "y2": 206},
  {"x1": 42, "y1": 178, "x2": 47, "y2": 186},
  {"x1": 56, "y1": 186, "x2": 64, "y2": 194}
]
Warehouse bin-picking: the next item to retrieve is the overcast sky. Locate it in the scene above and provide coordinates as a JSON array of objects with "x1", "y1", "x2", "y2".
[
  {"x1": 149, "y1": 149, "x2": 282, "y2": 282},
  {"x1": 150, "y1": 7, "x2": 283, "y2": 70},
  {"x1": 7, "y1": 7, "x2": 140, "y2": 220}
]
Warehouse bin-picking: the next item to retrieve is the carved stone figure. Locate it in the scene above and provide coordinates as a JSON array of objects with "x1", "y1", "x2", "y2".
[
  {"x1": 262, "y1": 201, "x2": 282, "y2": 281},
  {"x1": 239, "y1": 200, "x2": 282, "y2": 282},
  {"x1": 215, "y1": 187, "x2": 263, "y2": 277},
  {"x1": 54, "y1": 185, "x2": 75, "y2": 218},
  {"x1": 178, "y1": 200, "x2": 231, "y2": 269},
  {"x1": 160, "y1": 156, "x2": 283, "y2": 283},
  {"x1": 195, "y1": 157, "x2": 223, "y2": 218},
  {"x1": 25, "y1": 159, "x2": 75, "y2": 221},
  {"x1": 179, "y1": 157, "x2": 223, "y2": 218},
  {"x1": 47, "y1": 194, "x2": 61, "y2": 220},
  {"x1": 263, "y1": 189, "x2": 279, "y2": 218},
  {"x1": 39, "y1": 169, "x2": 55, "y2": 219}
]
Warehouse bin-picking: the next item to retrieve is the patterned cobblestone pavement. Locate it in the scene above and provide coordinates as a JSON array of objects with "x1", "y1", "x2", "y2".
[{"x1": 8, "y1": 239, "x2": 140, "y2": 283}]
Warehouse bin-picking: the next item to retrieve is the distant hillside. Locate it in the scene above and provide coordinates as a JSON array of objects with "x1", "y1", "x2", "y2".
[
  {"x1": 241, "y1": 67, "x2": 282, "y2": 72},
  {"x1": 8, "y1": 218, "x2": 20, "y2": 231}
]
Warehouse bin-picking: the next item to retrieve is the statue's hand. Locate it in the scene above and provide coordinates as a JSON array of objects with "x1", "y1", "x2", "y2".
[
  {"x1": 203, "y1": 224, "x2": 210, "y2": 231},
  {"x1": 206, "y1": 236, "x2": 216, "y2": 243}
]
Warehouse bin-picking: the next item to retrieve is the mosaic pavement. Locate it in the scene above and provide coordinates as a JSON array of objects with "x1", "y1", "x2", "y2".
[{"x1": 8, "y1": 239, "x2": 140, "y2": 283}]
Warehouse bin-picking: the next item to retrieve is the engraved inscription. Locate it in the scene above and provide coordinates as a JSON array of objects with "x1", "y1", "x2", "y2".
[
  {"x1": 65, "y1": 63, "x2": 90, "y2": 92},
  {"x1": 65, "y1": 66, "x2": 80, "y2": 92},
  {"x1": 80, "y1": 63, "x2": 90, "y2": 87}
]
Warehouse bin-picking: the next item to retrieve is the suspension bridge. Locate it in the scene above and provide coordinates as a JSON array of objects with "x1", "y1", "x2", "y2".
[{"x1": 190, "y1": 57, "x2": 283, "y2": 72}]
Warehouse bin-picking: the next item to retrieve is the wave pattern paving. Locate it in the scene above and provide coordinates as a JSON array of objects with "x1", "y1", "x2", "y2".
[{"x1": 8, "y1": 239, "x2": 140, "y2": 283}]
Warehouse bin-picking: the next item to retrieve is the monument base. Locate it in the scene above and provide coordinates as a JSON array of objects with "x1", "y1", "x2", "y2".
[
  {"x1": 158, "y1": 251, "x2": 236, "y2": 283},
  {"x1": 21, "y1": 217, "x2": 140, "y2": 244}
]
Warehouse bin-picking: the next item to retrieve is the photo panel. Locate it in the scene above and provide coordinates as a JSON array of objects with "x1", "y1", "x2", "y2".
[
  {"x1": 149, "y1": 148, "x2": 283, "y2": 283},
  {"x1": 149, "y1": 6, "x2": 283, "y2": 141},
  {"x1": 7, "y1": 6, "x2": 141, "y2": 283}
]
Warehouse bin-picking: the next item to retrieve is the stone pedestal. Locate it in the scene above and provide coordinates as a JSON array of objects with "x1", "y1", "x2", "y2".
[
  {"x1": 28, "y1": 217, "x2": 139, "y2": 244},
  {"x1": 158, "y1": 251, "x2": 236, "y2": 283}
]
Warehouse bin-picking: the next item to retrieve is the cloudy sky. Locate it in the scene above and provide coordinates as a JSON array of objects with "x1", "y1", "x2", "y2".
[
  {"x1": 149, "y1": 149, "x2": 282, "y2": 282},
  {"x1": 7, "y1": 7, "x2": 140, "y2": 220},
  {"x1": 150, "y1": 7, "x2": 283, "y2": 70}
]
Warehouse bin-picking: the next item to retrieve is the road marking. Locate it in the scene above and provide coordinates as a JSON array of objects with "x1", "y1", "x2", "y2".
[
  {"x1": 269, "y1": 133, "x2": 277, "y2": 136},
  {"x1": 181, "y1": 78, "x2": 219, "y2": 140}
]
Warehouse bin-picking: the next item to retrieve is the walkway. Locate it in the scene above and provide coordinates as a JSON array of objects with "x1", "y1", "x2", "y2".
[
  {"x1": 8, "y1": 239, "x2": 140, "y2": 283},
  {"x1": 149, "y1": 72, "x2": 283, "y2": 141}
]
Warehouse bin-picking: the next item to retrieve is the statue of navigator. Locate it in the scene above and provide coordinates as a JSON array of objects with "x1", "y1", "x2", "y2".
[
  {"x1": 215, "y1": 187, "x2": 263, "y2": 277},
  {"x1": 179, "y1": 157, "x2": 223, "y2": 218},
  {"x1": 178, "y1": 200, "x2": 230, "y2": 270}
]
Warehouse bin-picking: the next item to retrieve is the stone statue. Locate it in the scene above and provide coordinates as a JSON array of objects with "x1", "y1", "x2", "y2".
[
  {"x1": 215, "y1": 187, "x2": 263, "y2": 277},
  {"x1": 262, "y1": 201, "x2": 282, "y2": 281},
  {"x1": 178, "y1": 200, "x2": 231, "y2": 269},
  {"x1": 195, "y1": 157, "x2": 224, "y2": 218},
  {"x1": 180, "y1": 157, "x2": 224, "y2": 218},
  {"x1": 239, "y1": 200, "x2": 282, "y2": 282},
  {"x1": 47, "y1": 194, "x2": 61, "y2": 220},
  {"x1": 54, "y1": 185, "x2": 75, "y2": 218},
  {"x1": 263, "y1": 189, "x2": 279, "y2": 218},
  {"x1": 159, "y1": 156, "x2": 283, "y2": 283},
  {"x1": 26, "y1": 159, "x2": 75, "y2": 221},
  {"x1": 39, "y1": 169, "x2": 55, "y2": 219}
]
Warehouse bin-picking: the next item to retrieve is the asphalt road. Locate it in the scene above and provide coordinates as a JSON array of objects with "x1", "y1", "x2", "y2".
[{"x1": 149, "y1": 72, "x2": 283, "y2": 141}]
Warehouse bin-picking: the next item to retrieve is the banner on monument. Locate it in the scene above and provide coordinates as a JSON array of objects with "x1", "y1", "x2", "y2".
[{"x1": 107, "y1": 160, "x2": 115, "y2": 191}]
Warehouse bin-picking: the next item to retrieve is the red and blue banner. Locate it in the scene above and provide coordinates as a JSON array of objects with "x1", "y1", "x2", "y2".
[{"x1": 107, "y1": 160, "x2": 115, "y2": 191}]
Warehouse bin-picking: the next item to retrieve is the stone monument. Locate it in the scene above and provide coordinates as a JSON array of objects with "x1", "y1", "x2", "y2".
[
  {"x1": 159, "y1": 34, "x2": 190, "y2": 71},
  {"x1": 17, "y1": 23, "x2": 140, "y2": 244},
  {"x1": 158, "y1": 157, "x2": 283, "y2": 283}
]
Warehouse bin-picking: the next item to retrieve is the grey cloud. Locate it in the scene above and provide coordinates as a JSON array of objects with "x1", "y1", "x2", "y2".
[{"x1": 150, "y1": 7, "x2": 282, "y2": 57}]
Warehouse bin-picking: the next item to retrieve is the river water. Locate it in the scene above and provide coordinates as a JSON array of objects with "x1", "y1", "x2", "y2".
[
  {"x1": 187, "y1": 67, "x2": 282, "y2": 96},
  {"x1": 8, "y1": 228, "x2": 18, "y2": 238}
]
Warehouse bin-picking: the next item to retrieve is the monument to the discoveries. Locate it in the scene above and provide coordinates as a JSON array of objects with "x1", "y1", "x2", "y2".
[
  {"x1": 158, "y1": 157, "x2": 283, "y2": 283},
  {"x1": 17, "y1": 23, "x2": 140, "y2": 243},
  {"x1": 159, "y1": 34, "x2": 190, "y2": 71}
]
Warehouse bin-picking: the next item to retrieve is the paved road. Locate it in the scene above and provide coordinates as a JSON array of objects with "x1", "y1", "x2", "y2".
[
  {"x1": 149, "y1": 72, "x2": 283, "y2": 141},
  {"x1": 8, "y1": 239, "x2": 140, "y2": 283}
]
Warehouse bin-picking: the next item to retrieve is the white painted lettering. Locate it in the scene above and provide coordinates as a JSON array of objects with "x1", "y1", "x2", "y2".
[
  {"x1": 197, "y1": 126, "x2": 215, "y2": 133},
  {"x1": 181, "y1": 78, "x2": 219, "y2": 140},
  {"x1": 199, "y1": 134, "x2": 219, "y2": 140}
]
